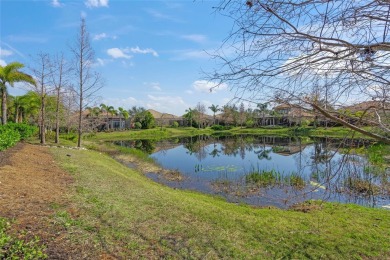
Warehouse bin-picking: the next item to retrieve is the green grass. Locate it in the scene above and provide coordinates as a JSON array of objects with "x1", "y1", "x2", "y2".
[{"x1": 49, "y1": 146, "x2": 390, "y2": 259}]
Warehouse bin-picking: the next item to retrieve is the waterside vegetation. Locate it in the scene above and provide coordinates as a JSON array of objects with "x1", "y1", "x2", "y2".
[{"x1": 49, "y1": 145, "x2": 390, "y2": 259}]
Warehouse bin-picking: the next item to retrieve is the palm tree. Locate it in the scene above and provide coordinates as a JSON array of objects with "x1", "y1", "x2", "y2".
[
  {"x1": 19, "y1": 91, "x2": 40, "y2": 124},
  {"x1": 100, "y1": 103, "x2": 114, "y2": 130},
  {"x1": 209, "y1": 104, "x2": 220, "y2": 125},
  {"x1": 256, "y1": 102, "x2": 268, "y2": 126},
  {"x1": 128, "y1": 106, "x2": 145, "y2": 128},
  {"x1": 184, "y1": 107, "x2": 194, "y2": 127},
  {"x1": 118, "y1": 107, "x2": 129, "y2": 130},
  {"x1": 0, "y1": 62, "x2": 36, "y2": 124}
]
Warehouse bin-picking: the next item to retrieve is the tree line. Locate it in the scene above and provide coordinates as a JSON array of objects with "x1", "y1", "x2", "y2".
[{"x1": 0, "y1": 18, "x2": 101, "y2": 147}]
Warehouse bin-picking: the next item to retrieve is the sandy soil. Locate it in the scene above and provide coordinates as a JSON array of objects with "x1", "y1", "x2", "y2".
[{"x1": 0, "y1": 143, "x2": 100, "y2": 259}]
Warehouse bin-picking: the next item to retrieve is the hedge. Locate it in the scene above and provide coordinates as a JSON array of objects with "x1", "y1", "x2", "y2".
[{"x1": 0, "y1": 124, "x2": 37, "y2": 151}]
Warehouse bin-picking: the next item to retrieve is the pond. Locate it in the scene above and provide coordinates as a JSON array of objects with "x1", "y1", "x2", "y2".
[{"x1": 114, "y1": 135, "x2": 390, "y2": 209}]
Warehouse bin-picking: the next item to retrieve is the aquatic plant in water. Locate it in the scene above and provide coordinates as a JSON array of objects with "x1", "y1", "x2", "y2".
[{"x1": 245, "y1": 169, "x2": 306, "y2": 189}]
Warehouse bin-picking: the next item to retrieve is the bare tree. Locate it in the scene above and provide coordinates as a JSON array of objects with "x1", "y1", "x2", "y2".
[
  {"x1": 70, "y1": 18, "x2": 102, "y2": 147},
  {"x1": 50, "y1": 52, "x2": 71, "y2": 144},
  {"x1": 212, "y1": 0, "x2": 390, "y2": 143},
  {"x1": 30, "y1": 52, "x2": 53, "y2": 144},
  {"x1": 239, "y1": 102, "x2": 245, "y2": 128},
  {"x1": 195, "y1": 102, "x2": 206, "y2": 129}
]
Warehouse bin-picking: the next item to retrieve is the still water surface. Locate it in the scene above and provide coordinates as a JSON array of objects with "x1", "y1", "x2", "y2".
[{"x1": 115, "y1": 135, "x2": 389, "y2": 209}]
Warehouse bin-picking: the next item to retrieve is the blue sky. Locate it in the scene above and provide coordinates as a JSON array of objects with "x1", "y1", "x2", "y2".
[{"x1": 0, "y1": 0, "x2": 238, "y2": 116}]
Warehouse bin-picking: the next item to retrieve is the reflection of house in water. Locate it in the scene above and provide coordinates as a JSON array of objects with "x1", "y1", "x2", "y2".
[{"x1": 255, "y1": 136, "x2": 306, "y2": 156}]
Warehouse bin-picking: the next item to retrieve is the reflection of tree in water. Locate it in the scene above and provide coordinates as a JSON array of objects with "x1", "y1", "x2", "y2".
[
  {"x1": 134, "y1": 139, "x2": 156, "y2": 154},
  {"x1": 254, "y1": 138, "x2": 272, "y2": 161},
  {"x1": 254, "y1": 148, "x2": 272, "y2": 160},
  {"x1": 307, "y1": 138, "x2": 389, "y2": 206},
  {"x1": 183, "y1": 135, "x2": 209, "y2": 161}
]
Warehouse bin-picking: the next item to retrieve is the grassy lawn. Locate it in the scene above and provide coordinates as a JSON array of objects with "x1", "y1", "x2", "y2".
[{"x1": 50, "y1": 146, "x2": 390, "y2": 259}]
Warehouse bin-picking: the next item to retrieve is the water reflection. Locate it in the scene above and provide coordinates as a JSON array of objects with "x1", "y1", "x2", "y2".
[{"x1": 114, "y1": 135, "x2": 389, "y2": 209}]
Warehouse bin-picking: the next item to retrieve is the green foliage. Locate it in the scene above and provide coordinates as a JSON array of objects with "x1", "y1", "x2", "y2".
[
  {"x1": 60, "y1": 133, "x2": 77, "y2": 141},
  {"x1": 134, "y1": 111, "x2": 155, "y2": 129},
  {"x1": 0, "y1": 123, "x2": 37, "y2": 151},
  {"x1": 171, "y1": 121, "x2": 179, "y2": 128},
  {"x1": 0, "y1": 129, "x2": 20, "y2": 151},
  {"x1": 134, "y1": 122, "x2": 142, "y2": 129},
  {"x1": 245, "y1": 119, "x2": 254, "y2": 128},
  {"x1": 3, "y1": 123, "x2": 37, "y2": 139},
  {"x1": 210, "y1": 124, "x2": 232, "y2": 131},
  {"x1": 0, "y1": 218, "x2": 47, "y2": 259}
]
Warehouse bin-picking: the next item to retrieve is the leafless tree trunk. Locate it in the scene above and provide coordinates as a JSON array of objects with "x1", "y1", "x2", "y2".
[
  {"x1": 50, "y1": 52, "x2": 70, "y2": 144},
  {"x1": 212, "y1": 0, "x2": 390, "y2": 143},
  {"x1": 30, "y1": 53, "x2": 53, "y2": 145},
  {"x1": 196, "y1": 102, "x2": 206, "y2": 129},
  {"x1": 70, "y1": 18, "x2": 102, "y2": 148}
]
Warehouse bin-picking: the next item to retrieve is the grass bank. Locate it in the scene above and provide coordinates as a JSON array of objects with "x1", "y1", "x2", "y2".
[
  {"x1": 84, "y1": 126, "x2": 369, "y2": 143},
  {"x1": 50, "y1": 146, "x2": 390, "y2": 259}
]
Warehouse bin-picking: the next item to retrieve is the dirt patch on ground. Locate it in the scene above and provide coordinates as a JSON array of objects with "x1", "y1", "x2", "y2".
[{"x1": 0, "y1": 143, "x2": 99, "y2": 259}]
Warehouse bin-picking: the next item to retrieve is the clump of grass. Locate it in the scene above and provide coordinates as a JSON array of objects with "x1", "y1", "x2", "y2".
[
  {"x1": 245, "y1": 170, "x2": 305, "y2": 188},
  {"x1": 0, "y1": 218, "x2": 47, "y2": 259},
  {"x1": 246, "y1": 169, "x2": 280, "y2": 187},
  {"x1": 116, "y1": 146, "x2": 155, "y2": 163},
  {"x1": 344, "y1": 178, "x2": 380, "y2": 196},
  {"x1": 290, "y1": 200, "x2": 323, "y2": 213}
]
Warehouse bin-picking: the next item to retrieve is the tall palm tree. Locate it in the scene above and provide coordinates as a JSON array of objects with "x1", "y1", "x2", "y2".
[
  {"x1": 118, "y1": 107, "x2": 129, "y2": 130},
  {"x1": 257, "y1": 102, "x2": 268, "y2": 126},
  {"x1": 184, "y1": 107, "x2": 194, "y2": 127},
  {"x1": 0, "y1": 62, "x2": 36, "y2": 124},
  {"x1": 100, "y1": 103, "x2": 114, "y2": 130},
  {"x1": 209, "y1": 104, "x2": 220, "y2": 125}
]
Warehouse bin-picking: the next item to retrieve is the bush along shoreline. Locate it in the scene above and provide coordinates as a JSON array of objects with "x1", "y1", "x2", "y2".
[{"x1": 0, "y1": 123, "x2": 38, "y2": 151}]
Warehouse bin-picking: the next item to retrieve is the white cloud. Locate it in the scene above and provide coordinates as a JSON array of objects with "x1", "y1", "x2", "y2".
[
  {"x1": 171, "y1": 49, "x2": 210, "y2": 61},
  {"x1": 126, "y1": 46, "x2": 158, "y2": 57},
  {"x1": 107, "y1": 48, "x2": 132, "y2": 59},
  {"x1": 0, "y1": 48, "x2": 13, "y2": 57},
  {"x1": 0, "y1": 59, "x2": 6, "y2": 66},
  {"x1": 94, "y1": 58, "x2": 113, "y2": 67},
  {"x1": 181, "y1": 34, "x2": 207, "y2": 44},
  {"x1": 192, "y1": 80, "x2": 228, "y2": 93},
  {"x1": 85, "y1": 0, "x2": 109, "y2": 8},
  {"x1": 107, "y1": 47, "x2": 158, "y2": 59},
  {"x1": 93, "y1": 33, "x2": 107, "y2": 41},
  {"x1": 51, "y1": 0, "x2": 63, "y2": 7},
  {"x1": 93, "y1": 33, "x2": 117, "y2": 41},
  {"x1": 144, "y1": 82, "x2": 161, "y2": 91}
]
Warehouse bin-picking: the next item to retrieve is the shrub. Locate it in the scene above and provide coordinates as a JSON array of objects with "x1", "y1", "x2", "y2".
[
  {"x1": 0, "y1": 124, "x2": 37, "y2": 151},
  {"x1": 210, "y1": 125, "x2": 232, "y2": 131},
  {"x1": 0, "y1": 129, "x2": 20, "y2": 151},
  {"x1": 171, "y1": 121, "x2": 179, "y2": 128},
  {"x1": 245, "y1": 119, "x2": 254, "y2": 128},
  {"x1": 1, "y1": 123, "x2": 37, "y2": 140},
  {"x1": 134, "y1": 122, "x2": 142, "y2": 129}
]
